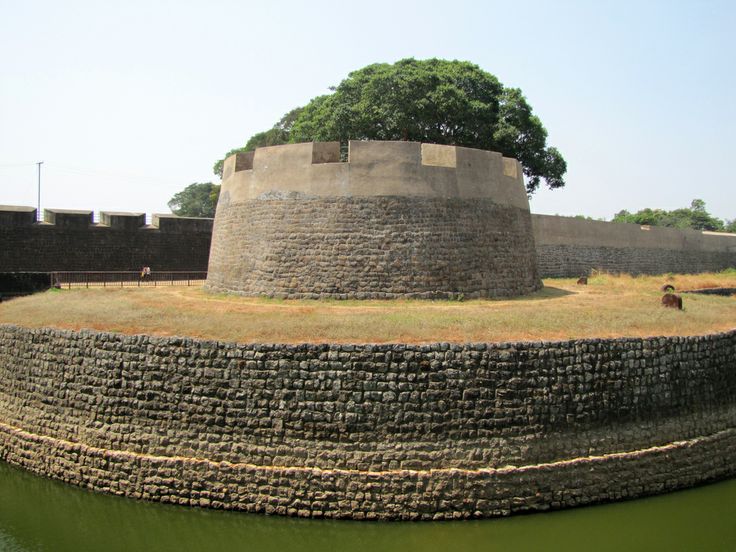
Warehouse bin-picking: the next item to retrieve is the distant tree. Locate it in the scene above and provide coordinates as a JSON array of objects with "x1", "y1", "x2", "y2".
[
  {"x1": 724, "y1": 219, "x2": 736, "y2": 233},
  {"x1": 612, "y1": 199, "x2": 725, "y2": 231},
  {"x1": 215, "y1": 59, "x2": 566, "y2": 194},
  {"x1": 168, "y1": 182, "x2": 220, "y2": 218}
]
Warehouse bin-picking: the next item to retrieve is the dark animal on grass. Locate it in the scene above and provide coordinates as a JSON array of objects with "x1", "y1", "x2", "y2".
[
  {"x1": 577, "y1": 277, "x2": 588, "y2": 285},
  {"x1": 661, "y1": 293, "x2": 683, "y2": 310}
]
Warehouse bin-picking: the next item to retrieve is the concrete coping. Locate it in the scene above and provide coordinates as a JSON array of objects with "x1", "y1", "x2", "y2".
[
  {"x1": 43, "y1": 209, "x2": 94, "y2": 227},
  {"x1": 0, "y1": 205, "x2": 37, "y2": 226},
  {"x1": 0, "y1": 206, "x2": 213, "y2": 232}
]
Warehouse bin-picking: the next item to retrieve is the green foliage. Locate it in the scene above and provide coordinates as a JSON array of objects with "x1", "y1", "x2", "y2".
[
  {"x1": 212, "y1": 148, "x2": 247, "y2": 180},
  {"x1": 212, "y1": 108, "x2": 303, "y2": 177},
  {"x1": 167, "y1": 182, "x2": 220, "y2": 218},
  {"x1": 215, "y1": 59, "x2": 566, "y2": 194},
  {"x1": 612, "y1": 200, "x2": 727, "y2": 231}
]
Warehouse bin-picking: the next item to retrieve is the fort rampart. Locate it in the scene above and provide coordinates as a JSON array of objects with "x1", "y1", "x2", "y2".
[
  {"x1": 0, "y1": 324, "x2": 734, "y2": 519},
  {"x1": 0, "y1": 206, "x2": 212, "y2": 272},
  {"x1": 205, "y1": 141, "x2": 542, "y2": 298},
  {"x1": 2, "y1": 147, "x2": 735, "y2": 279},
  {"x1": 533, "y1": 214, "x2": 736, "y2": 278}
]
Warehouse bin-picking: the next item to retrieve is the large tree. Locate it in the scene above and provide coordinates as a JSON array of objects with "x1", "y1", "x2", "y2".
[
  {"x1": 168, "y1": 182, "x2": 220, "y2": 218},
  {"x1": 612, "y1": 199, "x2": 727, "y2": 232},
  {"x1": 214, "y1": 59, "x2": 566, "y2": 194}
]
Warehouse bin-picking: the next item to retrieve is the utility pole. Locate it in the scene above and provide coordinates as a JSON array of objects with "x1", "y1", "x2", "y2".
[{"x1": 36, "y1": 161, "x2": 43, "y2": 221}]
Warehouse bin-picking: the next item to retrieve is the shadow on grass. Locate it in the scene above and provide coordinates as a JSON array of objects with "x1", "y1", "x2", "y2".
[
  {"x1": 188, "y1": 286, "x2": 579, "y2": 307},
  {"x1": 507, "y1": 286, "x2": 576, "y2": 302}
]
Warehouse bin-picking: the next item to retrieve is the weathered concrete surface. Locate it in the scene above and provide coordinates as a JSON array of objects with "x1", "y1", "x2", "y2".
[
  {"x1": 208, "y1": 141, "x2": 539, "y2": 298},
  {"x1": 0, "y1": 325, "x2": 734, "y2": 519}
]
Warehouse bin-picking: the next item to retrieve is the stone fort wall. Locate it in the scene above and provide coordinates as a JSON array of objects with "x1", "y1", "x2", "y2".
[
  {"x1": 205, "y1": 141, "x2": 542, "y2": 299},
  {"x1": 1, "y1": 145, "x2": 734, "y2": 279},
  {"x1": 0, "y1": 324, "x2": 734, "y2": 519},
  {"x1": 532, "y1": 214, "x2": 736, "y2": 278},
  {"x1": 0, "y1": 206, "x2": 212, "y2": 272}
]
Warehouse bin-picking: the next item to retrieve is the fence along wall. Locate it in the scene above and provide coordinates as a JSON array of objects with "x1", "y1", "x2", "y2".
[
  {"x1": 0, "y1": 206, "x2": 213, "y2": 272},
  {"x1": 206, "y1": 141, "x2": 541, "y2": 299},
  {"x1": 532, "y1": 214, "x2": 736, "y2": 278},
  {"x1": 0, "y1": 325, "x2": 734, "y2": 519}
]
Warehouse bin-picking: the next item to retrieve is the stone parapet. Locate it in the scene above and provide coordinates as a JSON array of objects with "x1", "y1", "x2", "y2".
[
  {"x1": 220, "y1": 141, "x2": 529, "y2": 208},
  {"x1": 532, "y1": 214, "x2": 736, "y2": 277},
  {"x1": 0, "y1": 206, "x2": 213, "y2": 272}
]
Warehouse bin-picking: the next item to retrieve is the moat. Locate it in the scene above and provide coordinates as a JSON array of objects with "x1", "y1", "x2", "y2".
[{"x1": 0, "y1": 461, "x2": 734, "y2": 551}]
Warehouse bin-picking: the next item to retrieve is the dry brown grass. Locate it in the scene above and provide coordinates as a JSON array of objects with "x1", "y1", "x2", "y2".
[{"x1": 1, "y1": 272, "x2": 734, "y2": 344}]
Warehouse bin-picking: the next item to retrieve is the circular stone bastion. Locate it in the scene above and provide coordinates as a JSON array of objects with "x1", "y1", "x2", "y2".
[
  {"x1": 205, "y1": 140, "x2": 542, "y2": 299},
  {"x1": 0, "y1": 325, "x2": 735, "y2": 520}
]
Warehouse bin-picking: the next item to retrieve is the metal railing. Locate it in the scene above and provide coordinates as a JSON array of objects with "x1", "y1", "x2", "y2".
[{"x1": 51, "y1": 271, "x2": 207, "y2": 289}]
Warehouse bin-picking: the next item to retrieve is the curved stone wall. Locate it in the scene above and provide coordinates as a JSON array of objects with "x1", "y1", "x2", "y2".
[
  {"x1": 205, "y1": 141, "x2": 541, "y2": 299},
  {"x1": 1, "y1": 324, "x2": 734, "y2": 519}
]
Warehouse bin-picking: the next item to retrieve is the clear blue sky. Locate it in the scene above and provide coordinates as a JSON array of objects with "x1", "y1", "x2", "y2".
[{"x1": 1, "y1": 0, "x2": 734, "y2": 222}]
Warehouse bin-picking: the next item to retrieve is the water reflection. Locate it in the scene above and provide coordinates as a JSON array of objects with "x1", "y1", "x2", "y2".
[{"x1": 0, "y1": 461, "x2": 734, "y2": 552}]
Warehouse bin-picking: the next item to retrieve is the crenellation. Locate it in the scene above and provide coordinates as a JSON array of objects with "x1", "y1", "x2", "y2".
[
  {"x1": 99, "y1": 211, "x2": 146, "y2": 230},
  {"x1": 421, "y1": 143, "x2": 457, "y2": 168},
  {"x1": 152, "y1": 213, "x2": 214, "y2": 233},
  {"x1": 0, "y1": 205, "x2": 36, "y2": 226},
  {"x1": 312, "y1": 141, "x2": 341, "y2": 164},
  {"x1": 44, "y1": 208, "x2": 94, "y2": 228},
  {"x1": 224, "y1": 141, "x2": 527, "y2": 205},
  {"x1": 0, "y1": 206, "x2": 213, "y2": 271}
]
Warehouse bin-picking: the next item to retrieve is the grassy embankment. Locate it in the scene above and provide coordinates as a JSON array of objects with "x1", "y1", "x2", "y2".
[{"x1": 0, "y1": 271, "x2": 734, "y2": 344}]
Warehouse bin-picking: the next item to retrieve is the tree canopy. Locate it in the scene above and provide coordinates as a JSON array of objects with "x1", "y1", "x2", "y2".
[
  {"x1": 613, "y1": 199, "x2": 732, "y2": 232},
  {"x1": 213, "y1": 58, "x2": 566, "y2": 194},
  {"x1": 168, "y1": 182, "x2": 220, "y2": 218}
]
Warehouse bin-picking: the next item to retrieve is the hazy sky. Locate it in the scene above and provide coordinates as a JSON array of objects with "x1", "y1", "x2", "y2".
[{"x1": 1, "y1": 0, "x2": 734, "y2": 222}]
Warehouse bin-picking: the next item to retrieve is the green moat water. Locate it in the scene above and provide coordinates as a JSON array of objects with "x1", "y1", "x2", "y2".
[{"x1": 0, "y1": 461, "x2": 734, "y2": 552}]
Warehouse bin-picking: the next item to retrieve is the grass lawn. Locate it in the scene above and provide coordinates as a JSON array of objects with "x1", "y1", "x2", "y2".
[{"x1": 1, "y1": 271, "x2": 734, "y2": 344}]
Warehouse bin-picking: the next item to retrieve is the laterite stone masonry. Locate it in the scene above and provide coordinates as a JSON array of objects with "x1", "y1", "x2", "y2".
[{"x1": 1, "y1": 325, "x2": 734, "y2": 519}]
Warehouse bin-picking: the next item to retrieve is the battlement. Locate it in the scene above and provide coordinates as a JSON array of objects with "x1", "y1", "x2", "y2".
[
  {"x1": 221, "y1": 141, "x2": 529, "y2": 211},
  {"x1": 0, "y1": 206, "x2": 213, "y2": 233}
]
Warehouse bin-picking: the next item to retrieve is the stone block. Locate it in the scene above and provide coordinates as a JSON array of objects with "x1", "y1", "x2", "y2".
[
  {"x1": 43, "y1": 208, "x2": 93, "y2": 228},
  {"x1": 100, "y1": 211, "x2": 146, "y2": 231}
]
